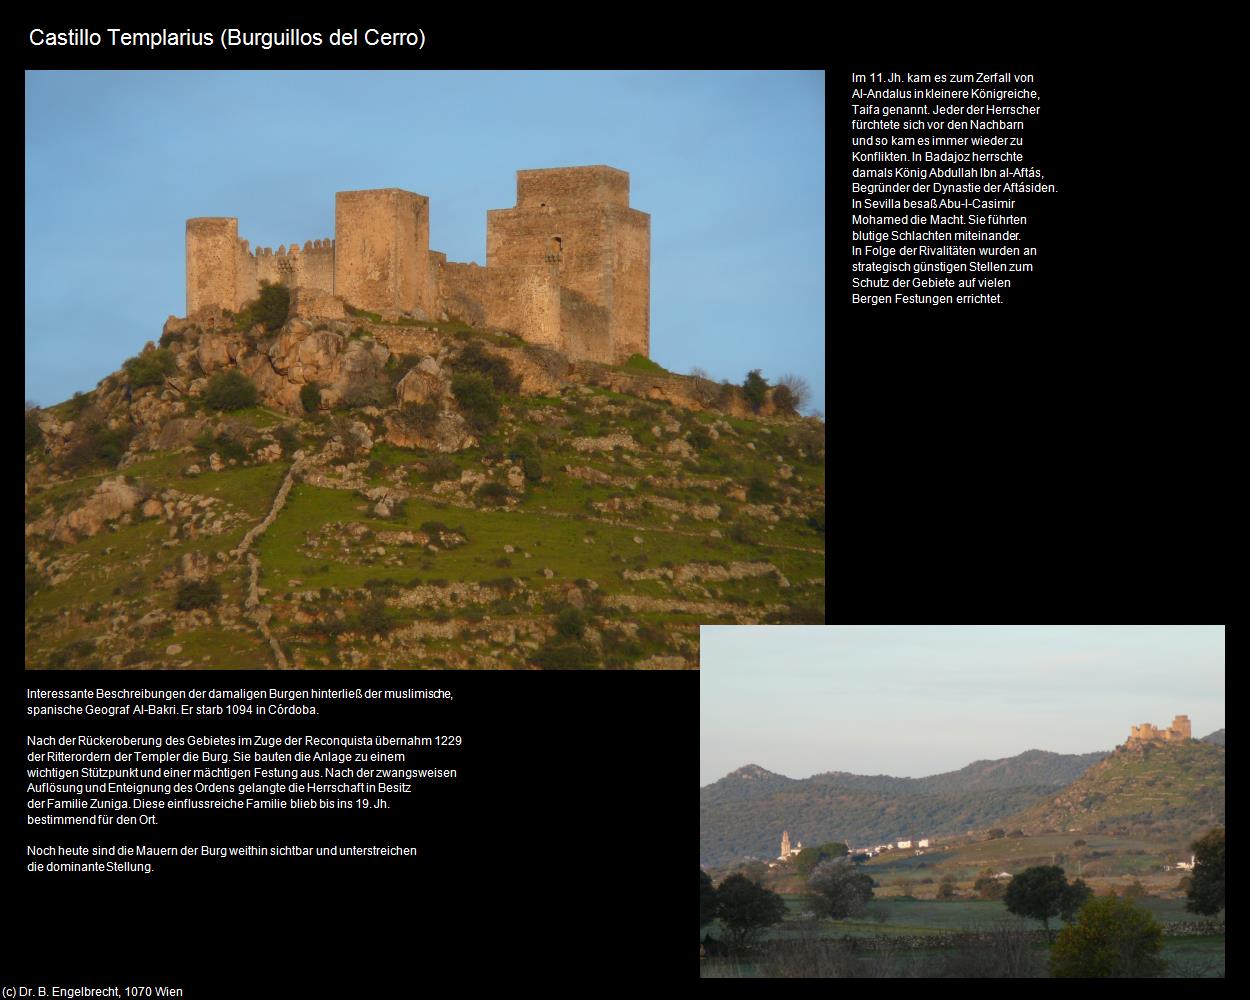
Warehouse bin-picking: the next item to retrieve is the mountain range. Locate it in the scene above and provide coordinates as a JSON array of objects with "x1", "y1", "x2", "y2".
[
  {"x1": 702, "y1": 734, "x2": 1226, "y2": 867},
  {"x1": 700, "y1": 749, "x2": 1107, "y2": 866}
]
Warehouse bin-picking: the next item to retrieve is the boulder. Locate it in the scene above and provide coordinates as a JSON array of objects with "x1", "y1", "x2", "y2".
[
  {"x1": 395, "y1": 361, "x2": 449, "y2": 408},
  {"x1": 51, "y1": 477, "x2": 145, "y2": 542}
]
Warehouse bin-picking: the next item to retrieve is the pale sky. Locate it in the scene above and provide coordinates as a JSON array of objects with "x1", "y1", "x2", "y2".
[
  {"x1": 700, "y1": 625, "x2": 1226, "y2": 786},
  {"x1": 25, "y1": 70, "x2": 824, "y2": 413}
]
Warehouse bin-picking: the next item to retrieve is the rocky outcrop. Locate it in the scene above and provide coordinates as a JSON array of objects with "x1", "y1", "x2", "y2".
[
  {"x1": 26, "y1": 476, "x2": 145, "y2": 543},
  {"x1": 384, "y1": 408, "x2": 474, "y2": 452},
  {"x1": 394, "y1": 357, "x2": 452, "y2": 407}
]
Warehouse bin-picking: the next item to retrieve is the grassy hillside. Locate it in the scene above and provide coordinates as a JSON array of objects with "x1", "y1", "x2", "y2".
[
  {"x1": 25, "y1": 319, "x2": 825, "y2": 669},
  {"x1": 1005, "y1": 739, "x2": 1224, "y2": 842}
]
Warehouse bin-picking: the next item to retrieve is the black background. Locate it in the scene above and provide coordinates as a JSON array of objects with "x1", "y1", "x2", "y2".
[
  {"x1": 18, "y1": 16, "x2": 1229, "y2": 991},
  {"x1": 12, "y1": 672, "x2": 697, "y2": 991}
]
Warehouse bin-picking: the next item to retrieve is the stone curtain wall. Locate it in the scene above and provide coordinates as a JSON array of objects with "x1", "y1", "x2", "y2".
[
  {"x1": 255, "y1": 240, "x2": 335, "y2": 294},
  {"x1": 437, "y1": 262, "x2": 562, "y2": 349}
]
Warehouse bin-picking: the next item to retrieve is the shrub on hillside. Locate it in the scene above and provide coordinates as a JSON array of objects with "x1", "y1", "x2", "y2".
[
  {"x1": 25, "y1": 407, "x2": 44, "y2": 455},
  {"x1": 234, "y1": 280, "x2": 289, "y2": 333},
  {"x1": 475, "y1": 481, "x2": 510, "y2": 506},
  {"x1": 746, "y1": 475, "x2": 774, "y2": 503},
  {"x1": 554, "y1": 606, "x2": 585, "y2": 640},
  {"x1": 508, "y1": 433, "x2": 543, "y2": 482},
  {"x1": 455, "y1": 341, "x2": 520, "y2": 393},
  {"x1": 300, "y1": 382, "x2": 322, "y2": 414},
  {"x1": 452, "y1": 372, "x2": 500, "y2": 435},
  {"x1": 741, "y1": 369, "x2": 769, "y2": 413},
  {"x1": 123, "y1": 348, "x2": 178, "y2": 388},
  {"x1": 351, "y1": 596, "x2": 394, "y2": 637},
  {"x1": 395, "y1": 400, "x2": 440, "y2": 436},
  {"x1": 174, "y1": 578, "x2": 222, "y2": 611},
  {"x1": 203, "y1": 370, "x2": 259, "y2": 411},
  {"x1": 60, "y1": 423, "x2": 134, "y2": 471},
  {"x1": 213, "y1": 432, "x2": 248, "y2": 464}
]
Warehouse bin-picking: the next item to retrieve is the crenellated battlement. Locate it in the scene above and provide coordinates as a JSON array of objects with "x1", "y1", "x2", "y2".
[
  {"x1": 250, "y1": 238, "x2": 335, "y2": 257},
  {"x1": 184, "y1": 167, "x2": 649, "y2": 363}
]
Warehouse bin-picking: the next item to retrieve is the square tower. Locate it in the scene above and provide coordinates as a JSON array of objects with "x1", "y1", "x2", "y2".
[
  {"x1": 1170, "y1": 715, "x2": 1192, "y2": 740},
  {"x1": 486, "y1": 166, "x2": 650, "y2": 363},
  {"x1": 334, "y1": 189, "x2": 433, "y2": 316},
  {"x1": 187, "y1": 217, "x2": 254, "y2": 314}
]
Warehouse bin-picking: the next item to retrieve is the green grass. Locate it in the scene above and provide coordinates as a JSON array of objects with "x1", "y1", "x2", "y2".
[
  {"x1": 177, "y1": 462, "x2": 291, "y2": 517},
  {"x1": 255, "y1": 484, "x2": 812, "y2": 595},
  {"x1": 620, "y1": 354, "x2": 669, "y2": 374}
]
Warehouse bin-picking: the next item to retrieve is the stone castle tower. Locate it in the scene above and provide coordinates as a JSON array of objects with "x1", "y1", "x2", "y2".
[
  {"x1": 779, "y1": 831, "x2": 791, "y2": 859},
  {"x1": 185, "y1": 166, "x2": 649, "y2": 365},
  {"x1": 1128, "y1": 714, "x2": 1192, "y2": 744}
]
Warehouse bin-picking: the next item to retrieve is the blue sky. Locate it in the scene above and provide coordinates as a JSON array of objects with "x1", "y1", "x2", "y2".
[
  {"x1": 700, "y1": 625, "x2": 1226, "y2": 785},
  {"x1": 24, "y1": 70, "x2": 825, "y2": 411}
]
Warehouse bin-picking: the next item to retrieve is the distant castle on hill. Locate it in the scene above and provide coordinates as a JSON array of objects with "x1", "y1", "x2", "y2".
[{"x1": 1127, "y1": 714, "x2": 1191, "y2": 745}]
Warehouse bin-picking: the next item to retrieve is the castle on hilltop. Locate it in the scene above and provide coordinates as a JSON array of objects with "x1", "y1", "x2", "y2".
[
  {"x1": 1127, "y1": 714, "x2": 1192, "y2": 745},
  {"x1": 185, "y1": 165, "x2": 649, "y2": 365}
]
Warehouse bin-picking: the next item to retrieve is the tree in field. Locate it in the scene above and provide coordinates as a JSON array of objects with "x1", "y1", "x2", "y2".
[
  {"x1": 1003, "y1": 865, "x2": 1080, "y2": 934},
  {"x1": 974, "y1": 875, "x2": 1007, "y2": 901},
  {"x1": 1049, "y1": 895, "x2": 1166, "y2": 978},
  {"x1": 1185, "y1": 827, "x2": 1225, "y2": 915},
  {"x1": 714, "y1": 874, "x2": 787, "y2": 950},
  {"x1": 987, "y1": 828, "x2": 1006, "y2": 840},
  {"x1": 700, "y1": 870, "x2": 719, "y2": 931},
  {"x1": 790, "y1": 841, "x2": 848, "y2": 878},
  {"x1": 936, "y1": 875, "x2": 958, "y2": 899},
  {"x1": 808, "y1": 859, "x2": 874, "y2": 919},
  {"x1": 1060, "y1": 878, "x2": 1094, "y2": 921}
]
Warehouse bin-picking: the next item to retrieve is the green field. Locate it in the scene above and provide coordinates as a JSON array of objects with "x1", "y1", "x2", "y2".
[{"x1": 703, "y1": 896, "x2": 1224, "y2": 978}]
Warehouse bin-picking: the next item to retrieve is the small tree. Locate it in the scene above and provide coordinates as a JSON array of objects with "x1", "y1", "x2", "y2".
[
  {"x1": 700, "y1": 870, "x2": 719, "y2": 931},
  {"x1": 974, "y1": 875, "x2": 1007, "y2": 901},
  {"x1": 203, "y1": 370, "x2": 259, "y2": 411},
  {"x1": 1003, "y1": 865, "x2": 1070, "y2": 934},
  {"x1": 235, "y1": 280, "x2": 290, "y2": 332},
  {"x1": 936, "y1": 875, "x2": 958, "y2": 900},
  {"x1": 452, "y1": 371, "x2": 500, "y2": 435},
  {"x1": 123, "y1": 348, "x2": 178, "y2": 388},
  {"x1": 776, "y1": 373, "x2": 811, "y2": 412},
  {"x1": 712, "y1": 874, "x2": 786, "y2": 950},
  {"x1": 741, "y1": 369, "x2": 768, "y2": 413},
  {"x1": 1049, "y1": 895, "x2": 1166, "y2": 978},
  {"x1": 1185, "y1": 827, "x2": 1225, "y2": 915},
  {"x1": 808, "y1": 859, "x2": 874, "y2": 919},
  {"x1": 791, "y1": 841, "x2": 848, "y2": 878},
  {"x1": 987, "y1": 828, "x2": 1006, "y2": 840},
  {"x1": 1060, "y1": 877, "x2": 1094, "y2": 921}
]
